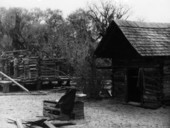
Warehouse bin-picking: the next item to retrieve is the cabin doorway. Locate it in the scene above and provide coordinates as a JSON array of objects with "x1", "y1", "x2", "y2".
[{"x1": 127, "y1": 68, "x2": 141, "y2": 103}]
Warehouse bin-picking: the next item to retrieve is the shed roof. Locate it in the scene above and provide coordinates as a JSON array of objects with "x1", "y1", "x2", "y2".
[{"x1": 95, "y1": 20, "x2": 170, "y2": 57}]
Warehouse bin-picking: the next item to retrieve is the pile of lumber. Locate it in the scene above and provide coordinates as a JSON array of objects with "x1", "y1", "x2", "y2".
[{"x1": 7, "y1": 118, "x2": 25, "y2": 128}]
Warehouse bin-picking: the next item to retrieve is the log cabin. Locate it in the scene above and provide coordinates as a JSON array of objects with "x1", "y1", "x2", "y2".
[{"x1": 94, "y1": 20, "x2": 170, "y2": 108}]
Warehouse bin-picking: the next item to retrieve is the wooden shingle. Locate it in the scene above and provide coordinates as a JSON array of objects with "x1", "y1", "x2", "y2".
[{"x1": 114, "y1": 20, "x2": 170, "y2": 56}]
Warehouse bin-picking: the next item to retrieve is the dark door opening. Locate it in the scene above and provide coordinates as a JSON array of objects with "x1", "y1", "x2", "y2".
[{"x1": 127, "y1": 68, "x2": 141, "y2": 102}]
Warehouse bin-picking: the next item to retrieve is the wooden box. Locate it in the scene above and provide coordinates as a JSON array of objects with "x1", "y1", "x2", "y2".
[
  {"x1": 73, "y1": 101, "x2": 84, "y2": 119},
  {"x1": 43, "y1": 100, "x2": 61, "y2": 119},
  {"x1": 43, "y1": 100, "x2": 84, "y2": 120}
]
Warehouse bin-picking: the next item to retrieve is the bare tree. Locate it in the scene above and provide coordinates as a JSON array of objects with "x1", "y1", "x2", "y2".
[{"x1": 87, "y1": 0, "x2": 130, "y2": 39}]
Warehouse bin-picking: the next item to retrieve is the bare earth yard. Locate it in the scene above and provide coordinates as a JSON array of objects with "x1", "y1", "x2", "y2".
[{"x1": 0, "y1": 91, "x2": 170, "y2": 128}]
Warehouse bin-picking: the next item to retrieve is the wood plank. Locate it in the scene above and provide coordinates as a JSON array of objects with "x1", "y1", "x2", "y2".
[
  {"x1": 144, "y1": 84, "x2": 161, "y2": 90},
  {"x1": 51, "y1": 120, "x2": 76, "y2": 127},
  {"x1": 44, "y1": 121, "x2": 56, "y2": 128},
  {"x1": 16, "y1": 119, "x2": 24, "y2": 128},
  {"x1": 143, "y1": 93, "x2": 161, "y2": 100},
  {"x1": 43, "y1": 111, "x2": 60, "y2": 119},
  {"x1": 142, "y1": 102, "x2": 161, "y2": 109},
  {"x1": 144, "y1": 88, "x2": 162, "y2": 94}
]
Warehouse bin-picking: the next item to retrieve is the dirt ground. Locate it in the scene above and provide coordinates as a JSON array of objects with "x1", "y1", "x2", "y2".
[{"x1": 0, "y1": 91, "x2": 170, "y2": 128}]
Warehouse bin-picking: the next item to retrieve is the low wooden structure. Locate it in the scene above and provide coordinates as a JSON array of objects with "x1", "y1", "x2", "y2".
[
  {"x1": 94, "y1": 20, "x2": 170, "y2": 108},
  {"x1": 0, "y1": 51, "x2": 71, "y2": 91},
  {"x1": 43, "y1": 89, "x2": 85, "y2": 120},
  {"x1": 43, "y1": 100, "x2": 84, "y2": 120}
]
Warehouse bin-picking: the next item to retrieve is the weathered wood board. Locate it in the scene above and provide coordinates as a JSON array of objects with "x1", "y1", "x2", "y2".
[{"x1": 43, "y1": 100, "x2": 84, "y2": 120}]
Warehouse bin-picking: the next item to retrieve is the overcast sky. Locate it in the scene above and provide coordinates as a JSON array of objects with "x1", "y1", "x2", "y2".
[{"x1": 0, "y1": 0, "x2": 170, "y2": 23}]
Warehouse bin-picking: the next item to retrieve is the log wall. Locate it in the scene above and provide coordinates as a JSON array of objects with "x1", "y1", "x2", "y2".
[
  {"x1": 142, "y1": 67, "x2": 162, "y2": 108},
  {"x1": 163, "y1": 60, "x2": 170, "y2": 104}
]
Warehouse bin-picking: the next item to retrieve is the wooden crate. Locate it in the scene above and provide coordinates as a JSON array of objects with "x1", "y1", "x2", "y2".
[
  {"x1": 73, "y1": 101, "x2": 84, "y2": 119},
  {"x1": 43, "y1": 100, "x2": 61, "y2": 119},
  {"x1": 43, "y1": 100, "x2": 84, "y2": 120}
]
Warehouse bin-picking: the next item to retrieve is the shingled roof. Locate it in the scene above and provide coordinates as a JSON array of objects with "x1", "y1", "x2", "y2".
[{"x1": 95, "y1": 20, "x2": 170, "y2": 57}]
